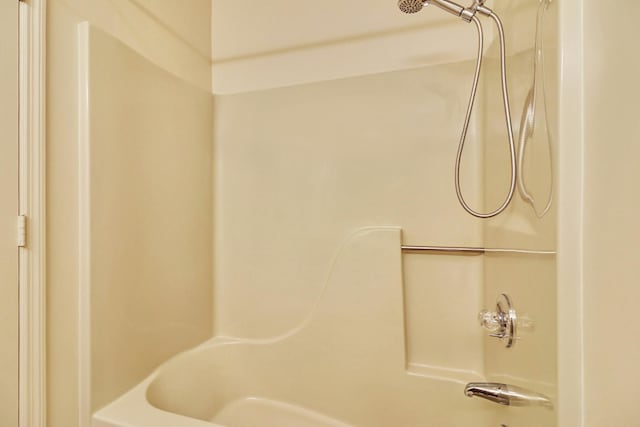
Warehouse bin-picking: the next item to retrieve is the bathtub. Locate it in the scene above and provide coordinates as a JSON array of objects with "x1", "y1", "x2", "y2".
[{"x1": 93, "y1": 228, "x2": 493, "y2": 427}]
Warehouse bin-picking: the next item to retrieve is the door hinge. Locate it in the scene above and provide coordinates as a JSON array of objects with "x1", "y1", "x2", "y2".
[{"x1": 17, "y1": 215, "x2": 27, "y2": 248}]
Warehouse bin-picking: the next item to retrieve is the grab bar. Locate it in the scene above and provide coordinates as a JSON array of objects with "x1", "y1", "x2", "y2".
[
  {"x1": 401, "y1": 245, "x2": 555, "y2": 256},
  {"x1": 401, "y1": 245, "x2": 485, "y2": 255}
]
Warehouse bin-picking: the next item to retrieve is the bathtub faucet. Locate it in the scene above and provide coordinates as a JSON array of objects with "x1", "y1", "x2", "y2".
[{"x1": 464, "y1": 383, "x2": 553, "y2": 409}]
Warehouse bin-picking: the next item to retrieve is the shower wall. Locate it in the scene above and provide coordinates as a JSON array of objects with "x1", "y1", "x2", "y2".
[
  {"x1": 213, "y1": 65, "x2": 485, "y2": 375},
  {"x1": 211, "y1": 1, "x2": 488, "y2": 384},
  {"x1": 212, "y1": 1, "x2": 560, "y2": 426},
  {"x1": 481, "y1": 1, "x2": 558, "y2": 426},
  {"x1": 211, "y1": 0, "x2": 480, "y2": 94},
  {"x1": 46, "y1": 1, "x2": 213, "y2": 426},
  {"x1": 80, "y1": 25, "x2": 213, "y2": 413}
]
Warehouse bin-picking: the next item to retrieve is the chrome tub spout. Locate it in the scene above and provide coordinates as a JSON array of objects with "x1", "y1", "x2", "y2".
[{"x1": 464, "y1": 383, "x2": 553, "y2": 409}]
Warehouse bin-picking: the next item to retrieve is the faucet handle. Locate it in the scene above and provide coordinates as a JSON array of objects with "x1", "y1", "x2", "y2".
[
  {"x1": 478, "y1": 294, "x2": 517, "y2": 348},
  {"x1": 478, "y1": 309, "x2": 502, "y2": 332}
]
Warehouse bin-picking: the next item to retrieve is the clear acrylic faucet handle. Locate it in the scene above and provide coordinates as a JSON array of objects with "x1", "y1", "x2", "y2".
[
  {"x1": 478, "y1": 310, "x2": 502, "y2": 332},
  {"x1": 478, "y1": 294, "x2": 518, "y2": 348}
]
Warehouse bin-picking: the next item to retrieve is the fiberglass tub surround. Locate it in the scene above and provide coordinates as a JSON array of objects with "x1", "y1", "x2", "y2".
[
  {"x1": 90, "y1": 40, "x2": 494, "y2": 423},
  {"x1": 95, "y1": 228, "x2": 496, "y2": 427},
  {"x1": 88, "y1": 0, "x2": 558, "y2": 426}
]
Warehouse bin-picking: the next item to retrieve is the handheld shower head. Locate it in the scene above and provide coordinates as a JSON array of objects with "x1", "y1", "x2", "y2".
[{"x1": 398, "y1": 0, "x2": 424, "y2": 14}]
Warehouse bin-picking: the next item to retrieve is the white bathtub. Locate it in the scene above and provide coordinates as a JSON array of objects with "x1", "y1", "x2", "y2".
[{"x1": 93, "y1": 228, "x2": 493, "y2": 427}]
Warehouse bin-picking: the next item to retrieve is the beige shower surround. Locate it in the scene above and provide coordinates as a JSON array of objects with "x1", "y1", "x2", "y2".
[
  {"x1": 46, "y1": 1, "x2": 212, "y2": 425},
  {"x1": 94, "y1": 227, "x2": 495, "y2": 426},
  {"x1": 38, "y1": 0, "x2": 640, "y2": 426},
  {"x1": 78, "y1": 23, "x2": 214, "y2": 413},
  {"x1": 86, "y1": 0, "x2": 559, "y2": 424}
]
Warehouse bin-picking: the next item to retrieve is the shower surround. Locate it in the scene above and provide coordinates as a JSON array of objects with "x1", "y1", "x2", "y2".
[{"x1": 74, "y1": 1, "x2": 559, "y2": 426}]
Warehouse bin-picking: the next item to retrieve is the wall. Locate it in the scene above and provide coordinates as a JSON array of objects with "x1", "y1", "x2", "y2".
[
  {"x1": 0, "y1": 2, "x2": 19, "y2": 425},
  {"x1": 81, "y1": 25, "x2": 213, "y2": 413},
  {"x1": 211, "y1": 0, "x2": 481, "y2": 93},
  {"x1": 212, "y1": 0, "x2": 486, "y2": 382},
  {"x1": 211, "y1": 4, "x2": 563, "y2": 415},
  {"x1": 212, "y1": 1, "x2": 640, "y2": 425},
  {"x1": 481, "y1": 1, "x2": 558, "y2": 426},
  {"x1": 483, "y1": 0, "x2": 557, "y2": 251},
  {"x1": 46, "y1": 1, "x2": 212, "y2": 426},
  {"x1": 213, "y1": 65, "x2": 485, "y2": 377},
  {"x1": 583, "y1": 0, "x2": 640, "y2": 425}
]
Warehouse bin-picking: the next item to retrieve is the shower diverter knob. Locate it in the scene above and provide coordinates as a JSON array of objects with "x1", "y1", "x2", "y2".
[{"x1": 478, "y1": 294, "x2": 517, "y2": 348}]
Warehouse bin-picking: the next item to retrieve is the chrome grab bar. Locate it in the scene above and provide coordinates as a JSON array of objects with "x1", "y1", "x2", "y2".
[
  {"x1": 401, "y1": 245, "x2": 556, "y2": 256},
  {"x1": 401, "y1": 245, "x2": 485, "y2": 255},
  {"x1": 464, "y1": 383, "x2": 553, "y2": 409}
]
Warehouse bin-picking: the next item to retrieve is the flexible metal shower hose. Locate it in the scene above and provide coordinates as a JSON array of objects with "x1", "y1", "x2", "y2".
[{"x1": 455, "y1": 13, "x2": 516, "y2": 218}]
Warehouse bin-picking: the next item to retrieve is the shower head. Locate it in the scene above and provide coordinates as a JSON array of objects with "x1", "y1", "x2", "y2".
[
  {"x1": 398, "y1": 0, "x2": 424, "y2": 14},
  {"x1": 398, "y1": 0, "x2": 473, "y2": 20}
]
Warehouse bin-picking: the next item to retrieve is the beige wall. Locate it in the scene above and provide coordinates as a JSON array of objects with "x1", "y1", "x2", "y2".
[
  {"x1": 82, "y1": 25, "x2": 213, "y2": 413},
  {"x1": 53, "y1": 0, "x2": 211, "y2": 91},
  {"x1": 583, "y1": 1, "x2": 640, "y2": 425},
  {"x1": 213, "y1": 47, "x2": 485, "y2": 378},
  {"x1": 211, "y1": 0, "x2": 480, "y2": 94},
  {"x1": 212, "y1": 1, "x2": 561, "y2": 425},
  {"x1": 210, "y1": 1, "x2": 546, "y2": 94},
  {"x1": 46, "y1": 1, "x2": 212, "y2": 426},
  {"x1": 481, "y1": 1, "x2": 558, "y2": 426},
  {"x1": 0, "y1": 1, "x2": 19, "y2": 425},
  {"x1": 211, "y1": 1, "x2": 560, "y2": 416}
]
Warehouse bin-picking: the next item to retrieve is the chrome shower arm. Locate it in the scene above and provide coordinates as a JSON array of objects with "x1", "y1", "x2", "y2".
[
  {"x1": 428, "y1": 0, "x2": 467, "y2": 18},
  {"x1": 398, "y1": 0, "x2": 492, "y2": 22}
]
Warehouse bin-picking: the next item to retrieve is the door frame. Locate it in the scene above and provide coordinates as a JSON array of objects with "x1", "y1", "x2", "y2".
[{"x1": 18, "y1": 0, "x2": 46, "y2": 426}]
